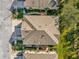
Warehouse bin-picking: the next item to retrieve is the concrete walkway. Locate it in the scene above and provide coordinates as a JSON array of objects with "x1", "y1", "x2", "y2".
[{"x1": 0, "y1": 0, "x2": 13, "y2": 59}]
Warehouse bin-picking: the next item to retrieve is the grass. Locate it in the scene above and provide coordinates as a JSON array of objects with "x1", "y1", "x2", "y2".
[{"x1": 24, "y1": 47, "x2": 36, "y2": 51}]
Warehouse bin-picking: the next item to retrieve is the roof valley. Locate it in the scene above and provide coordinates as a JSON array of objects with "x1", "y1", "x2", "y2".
[{"x1": 23, "y1": 17, "x2": 37, "y2": 30}]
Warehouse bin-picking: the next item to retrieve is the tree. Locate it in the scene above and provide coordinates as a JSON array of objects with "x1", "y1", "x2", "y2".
[
  {"x1": 57, "y1": 0, "x2": 79, "y2": 59},
  {"x1": 76, "y1": 0, "x2": 79, "y2": 9}
]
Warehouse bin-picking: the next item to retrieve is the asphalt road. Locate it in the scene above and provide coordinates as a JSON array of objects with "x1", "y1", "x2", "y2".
[{"x1": 0, "y1": 0, "x2": 13, "y2": 59}]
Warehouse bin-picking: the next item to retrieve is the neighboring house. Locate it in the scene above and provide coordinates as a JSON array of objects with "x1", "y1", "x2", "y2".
[
  {"x1": 10, "y1": 0, "x2": 59, "y2": 15},
  {"x1": 21, "y1": 16, "x2": 60, "y2": 47},
  {"x1": 24, "y1": 0, "x2": 58, "y2": 9},
  {"x1": 10, "y1": 0, "x2": 58, "y2": 11},
  {"x1": 23, "y1": 51, "x2": 58, "y2": 59},
  {"x1": 14, "y1": 51, "x2": 58, "y2": 59}
]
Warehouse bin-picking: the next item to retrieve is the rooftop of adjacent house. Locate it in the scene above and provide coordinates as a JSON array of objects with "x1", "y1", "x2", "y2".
[
  {"x1": 21, "y1": 16, "x2": 60, "y2": 45},
  {"x1": 24, "y1": 0, "x2": 58, "y2": 9},
  {"x1": 23, "y1": 51, "x2": 58, "y2": 59}
]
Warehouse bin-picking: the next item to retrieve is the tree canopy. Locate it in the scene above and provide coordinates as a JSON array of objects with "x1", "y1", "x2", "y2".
[{"x1": 57, "y1": 0, "x2": 79, "y2": 59}]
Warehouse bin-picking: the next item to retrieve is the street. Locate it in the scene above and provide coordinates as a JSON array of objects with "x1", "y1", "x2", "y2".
[{"x1": 0, "y1": 0, "x2": 13, "y2": 59}]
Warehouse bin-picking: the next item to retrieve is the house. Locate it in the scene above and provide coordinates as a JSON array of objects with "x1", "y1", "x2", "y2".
[
  {"x1": 10, "y1": 16, "x2": 59, "y2": 59},
  {"x1": 10, "y1": 0, "x2": 58, "y2": 10},
  {"x1": 21, "y1": 16, "x2": 60, "y2": 47}
]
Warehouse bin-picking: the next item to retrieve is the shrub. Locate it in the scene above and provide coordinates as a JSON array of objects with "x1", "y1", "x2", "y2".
[
  {"x1": 16, "y1": 8, "x2": 24, "y2": 19},
  {"x1": 47, "y1": 9, "x2": 58, "y2": 15}
]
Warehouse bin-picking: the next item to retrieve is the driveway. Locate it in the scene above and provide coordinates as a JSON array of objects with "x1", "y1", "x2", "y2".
[{"x1": 0, "y1": 0, "x2": 13, "y2": 59}]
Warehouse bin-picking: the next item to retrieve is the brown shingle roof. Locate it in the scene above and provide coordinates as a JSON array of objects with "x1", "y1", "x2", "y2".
[
  {"x1": 21, "y1": 16, "x2": 60, "y2": 45},
  {"x1": 22, "y1": 30, "x2": 56, "y2": 45}
]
